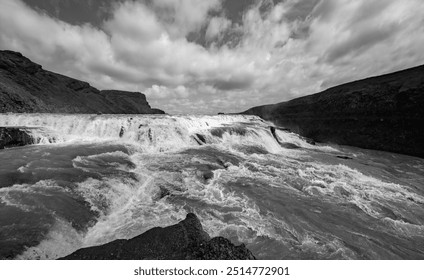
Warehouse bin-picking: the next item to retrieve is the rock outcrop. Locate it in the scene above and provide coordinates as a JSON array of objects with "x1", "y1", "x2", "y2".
[
  {"x1": 60, "y1": 213, "x2": 255, "y2": 260},
  {"x1": 242, "y1": 65, "x2": 424, "y2": 158},
  {"x1": 0, "y1": 127, "x2": 34, "y2": 149},
  {"x1": 0, "y1": 50, "x2": 164, "y2": 114}
]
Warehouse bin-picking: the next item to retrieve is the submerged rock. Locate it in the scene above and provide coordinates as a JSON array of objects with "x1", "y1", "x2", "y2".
[
  {"x1": 279, "y1": 142, "x2": 301, "y2": 149},
  {"x1": 60, "y1": 213, "x2": 255, "y2": 260},
  {"x1": 336, "y1": 155, "x2": 353, "y2": 160},
  {"x1": 0, "y1": 127, "x2": 34, "y2": 149}
]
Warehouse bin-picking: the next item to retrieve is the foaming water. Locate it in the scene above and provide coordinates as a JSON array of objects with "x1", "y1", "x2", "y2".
[{"x1": 0, "y1": 114, "x2": 423, "y2": 259}]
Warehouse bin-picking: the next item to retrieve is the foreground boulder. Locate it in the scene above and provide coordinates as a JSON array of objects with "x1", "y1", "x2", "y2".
[
  {"x1": 60, "y1": 213, "x2": 255, "y2": 260},
  {"x1": 0, "y1": 127, "x2": 34, "y2": 149},
  {"x1": 0, "y1": 50, "x2": 164, "y2": 114},
  {"x1": 242, "y1": 65, "x2": 424, "y2": 158}
]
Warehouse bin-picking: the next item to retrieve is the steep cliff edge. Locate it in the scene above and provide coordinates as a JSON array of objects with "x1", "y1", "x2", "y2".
[
  {"x1": 0, "y1": 50, "x2": 164, "y2": 114},
  {"x1": 60, "y1": 213, "x2": 255, "y2": 260},
  {"x1": 242, "y1": 65, "x2": 424, "y2": 158}
]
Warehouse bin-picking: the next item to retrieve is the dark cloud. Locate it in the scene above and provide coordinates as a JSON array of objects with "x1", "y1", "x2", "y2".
[
  {"x1": 223, "y1": 0, "x2": 257, "y2": 23},
  {"x1": 213, "y1": 76, "x2": 254, "y2": 91},
  {"x1": 22, "y1": 0, "x2": 117, "y2": 26},
  {"x1": 323, "y1": 24, "x2": 399, "y2": 63}
]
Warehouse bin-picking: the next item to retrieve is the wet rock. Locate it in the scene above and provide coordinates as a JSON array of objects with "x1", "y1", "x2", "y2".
[
  {"x1": 202, "y1": 169, "x2": 214, "y2": 181},
  {"x1": 270, "y1": 126, "x2": 280, "y2": 144},
  {"x1": 155, "y1": 185, "x2": 171, "y2": 200},
  {"x1": 193, "y1": 165, "x2": 216, "y2": 183},
  {"x1": 60, "y1": 213, "x2": 255, "y2": 260},
  {"x1": 119, "y1": 126, "x2": 125, "y2": 138},
  {"x1": 302, "y1": 137, "x2": 316, "y2": 145},
  {"x1": 210, "y1": 126, "x2": 247, "y2": 138},
  {"x1": 195, "y1": 134, "x2": 206, "y2": 144},
  {"x1": 0, "y1": 127, "x2": 34, "y2": 149},
  {"x1": 279, "y1": 142, "x2": 301, "y2": 149},
  {"x1": 337, "y1": 155, "x2": 353, "y2": 160}
]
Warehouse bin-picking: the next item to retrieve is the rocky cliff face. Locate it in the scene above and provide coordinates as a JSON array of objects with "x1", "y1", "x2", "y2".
[
  {"x1": 0, "y1": 50, "x2": 164, "y2": 114},
  {"x1": 60, "y1": 213, "x2": 255, "y2": 260},
  {"x1": 243, "y1": 65, "x2": 424, "y2": 158}
]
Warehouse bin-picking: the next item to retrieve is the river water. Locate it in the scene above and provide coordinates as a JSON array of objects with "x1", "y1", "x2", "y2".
[{"x1": 0, "y1": 114, "x2": 423, "y2": 259}]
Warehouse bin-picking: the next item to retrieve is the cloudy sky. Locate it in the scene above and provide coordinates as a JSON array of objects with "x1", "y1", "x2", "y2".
[{"x1": 1, "y1": 0, "x2": 424, "y2": 114}]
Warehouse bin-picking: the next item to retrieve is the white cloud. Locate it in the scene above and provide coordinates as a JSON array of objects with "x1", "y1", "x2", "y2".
[
  {"x1": 206, "y1": 16, "x2": 232, "y2": 41},
  {"x1": 145, "y1": 84, "x2": 192, "y2": 99},
  {"x1": 1, "y1": 0, "x2": 424, "y2": 114}
]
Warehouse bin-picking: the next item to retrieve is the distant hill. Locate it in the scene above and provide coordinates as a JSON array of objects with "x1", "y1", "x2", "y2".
[
  {"x1": 242, "y1": 65, "x2": 424, "y2": 158},
  {"x1": 0, "y1": 50, "x2": 164, "y2": 114}
]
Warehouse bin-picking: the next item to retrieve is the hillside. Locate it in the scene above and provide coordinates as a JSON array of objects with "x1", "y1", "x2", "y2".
[
  {"x1": 242, "y1": 65, "x2": 424, "y2": 158},
  {"x1": 0, "y1": 50, "x2": 164, "y2": 114}
]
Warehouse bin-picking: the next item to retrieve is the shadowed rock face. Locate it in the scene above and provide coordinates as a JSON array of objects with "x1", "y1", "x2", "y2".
[
  {"x1": 0, "y1": 127, "x2": 34, "y2": 149},
  {"x1": 60, "y1": 213, "x2": 256, "y2": 260},
  {"x1": 242, "y1": 65, "x2": 424, "y2": 158},
  {"x1": 0, "y1": 50, "x2": 164, "y2": 114}
]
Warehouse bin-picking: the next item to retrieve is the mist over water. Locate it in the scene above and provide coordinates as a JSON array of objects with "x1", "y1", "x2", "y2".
[{"x1": 0, "y1": 114, "x2": 423, "y2": 260}]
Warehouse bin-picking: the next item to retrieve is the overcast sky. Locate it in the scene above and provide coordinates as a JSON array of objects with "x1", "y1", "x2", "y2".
[{"x1": 1, "y1": 0, "x2": 424, "y2": 114}]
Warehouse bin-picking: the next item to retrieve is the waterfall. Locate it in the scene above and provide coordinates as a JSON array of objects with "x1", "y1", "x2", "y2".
[{"x1": 0, "y1": 113, "x2": 322, "y2": 153}]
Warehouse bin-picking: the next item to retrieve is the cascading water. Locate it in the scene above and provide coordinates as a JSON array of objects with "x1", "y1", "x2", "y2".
[
  {"x1": 0, "y1": 113, "x2": 423, "y2": 260},
  {"x1": 0, "y1": 114, "x2": 282, "y2": 152}
]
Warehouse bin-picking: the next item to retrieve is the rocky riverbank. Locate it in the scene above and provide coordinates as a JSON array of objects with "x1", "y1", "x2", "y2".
[
  {"x1": 243, "y1": 65, "x2": 424, "y2": 158},
  {"x1": 60, "y1": 213, "x2": 255, "y2": 260}
]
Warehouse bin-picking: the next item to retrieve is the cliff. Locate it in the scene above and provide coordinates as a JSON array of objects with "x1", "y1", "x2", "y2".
[
  {"x1": 242, "y1": 65, "x2": 424, "y2": 158},
  {"x1": 0, "y1": 50, "x2": 164, "y2": 114},
  {"x1": 60, "y1": 213, "x2": 255, "y2": 260}
]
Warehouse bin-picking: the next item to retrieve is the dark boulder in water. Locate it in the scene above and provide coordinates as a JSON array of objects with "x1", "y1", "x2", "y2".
[
  {"x1": 0, "y1": 127, "x2": 34, "y2": 149},
  {"x1": 60, "y1": 213, "x2": 255, "y2": 260},
  {"x1": 0, "y1": 50, "x2": 164, "y2": 114},
  {"x1": 337, "y1": 155, "x2": 353, "y2": 160},
  {"x1": 242, "y1": 65, "x2": 424, "y2": 158},
  {"x1": 194, "y1": 133, "x2": 207, "y2": 145}
]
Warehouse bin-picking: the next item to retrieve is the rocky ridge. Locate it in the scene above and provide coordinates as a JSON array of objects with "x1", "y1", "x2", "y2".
[
  {"x1": 242, "y1": 65, "x2": 424, "y2": 158},
  {"x1": 0, "y1": 50, "x2": 164, "y2": 114},
  {"x1": 60, "y1": 213, "x2": 255, "y2": 260}
]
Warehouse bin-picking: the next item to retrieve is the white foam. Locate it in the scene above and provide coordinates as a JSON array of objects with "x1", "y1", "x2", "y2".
[
  {"x1": 297, "y1": 163, "x2": 424, "y2": 219},
  {"x1": 275, "y1": 129, "x2": 339, "y2": 152},
  {"x1": 15, "y1": 218, "x2": 84, "y2": 260},
  {"x1": 0, "y1": 180, "x2": 65, "y2": 212}
]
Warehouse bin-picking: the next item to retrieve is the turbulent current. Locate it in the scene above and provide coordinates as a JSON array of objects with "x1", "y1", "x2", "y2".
[{"x1": 0, "y1": 113, "x2": 423, "y2": 260}]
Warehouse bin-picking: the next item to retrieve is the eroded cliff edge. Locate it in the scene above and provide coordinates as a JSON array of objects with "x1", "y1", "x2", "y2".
[
  {"x1": 0, "y1": 50, "x2": 164, "y2": 114},
  {"x1": 60, "y1": 213, "x2": 255, "y2": 260},
  {"x1": 242, "y1": 65, "x2": 424, "y2": 158}
]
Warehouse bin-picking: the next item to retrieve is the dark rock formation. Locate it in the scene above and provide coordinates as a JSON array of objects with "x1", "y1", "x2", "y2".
[
  {"x1": 0, "y1": 127, "x2": 34, "y2": 149},
  {"x1": 242, "y1": 65, "x2": 424, "y2": 158},
  {"x1": 60, "y1": 213, "x2": 255, "y2": 260},
  {"x1": 336, "y1": 155, "x2": 353, "y2": 160},
  {"x1": 0, "y1": 50, "x2": 164, "y2": 114}
]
